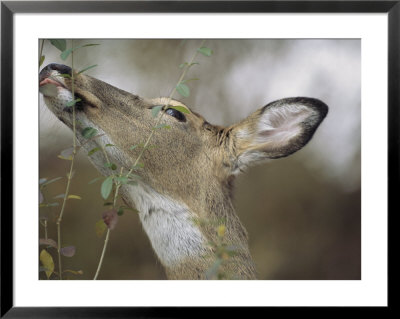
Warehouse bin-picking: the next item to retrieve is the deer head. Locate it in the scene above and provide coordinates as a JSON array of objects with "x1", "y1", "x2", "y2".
[{"x1": 40, "y1": 63, "x2": 328, "y2": 279}]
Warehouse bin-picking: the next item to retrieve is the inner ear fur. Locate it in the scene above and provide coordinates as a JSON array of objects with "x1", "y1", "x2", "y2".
[{"x1": 231, "y1": 97, "x2": 328, "y2": 170}]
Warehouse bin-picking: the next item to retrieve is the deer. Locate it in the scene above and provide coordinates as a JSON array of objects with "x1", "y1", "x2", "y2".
[{"x1": 39, "y1": 62, "x2": 328, "y2": 279}]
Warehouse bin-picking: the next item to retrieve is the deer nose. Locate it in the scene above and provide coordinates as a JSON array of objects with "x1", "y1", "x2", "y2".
[{"x1": 39, "y1": 63, "x2": 72, "y2": 82}]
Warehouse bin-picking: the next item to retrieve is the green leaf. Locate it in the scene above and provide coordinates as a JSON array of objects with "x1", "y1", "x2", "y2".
[
  {"x1": 105, "y1": 144, "x2": 114, "y2": 147},
  {"x1": 153, "y1": 124, "x2": 171, "y2": 130},
  {"x1": 151, "y1": 105, "x2": 163, "y2": 118},
  {"x1": 77, "y1": 64, "x2": 98, "y2": 75},
  {"x1": 68, "y1": 195, "x2": 81, "y2": 200},
  {"x1": 59, "y1": 73, "x2": 71, "y2": 78},
  {"x1": 179, "y1": 63, "x2": 187, "y2": 69},
  {"x1": 181, "y1": 78, "x2": 199, "y2": 84},
  {"x1": 81, "y1": 127, "x2": 98, "y2": 139},
  {"x1": 100, "y1": 176, "x2": 113, "y2": 199},
  {"x1": 88, "y1": 147, "x2": 101, "y2": 156},
  {"x1": 104, "y1": 162, "x2": 117, "y2": 170},
  {"x1": 169, "y1": 105, "x2": 190, "y2": 114},
  {"x1": 41, "y1": 202, "x2": 59, "y2": 208},
  {"x1": 131, "y1": 163, "x2": 144, "y2": 170},
  {"x1": 40, "y1": 177, "x2": 63, "y2": 187},
  {"x1": 63, "y1": 269, "x2": 83, "y2": 275},
  {"x1": 103, "y1": 202, "x2": 113, "y2": 206},
  {"x1": 57, "y1": 155, "x2": 72, "y2": 161},
  {"x1": 115, "y1": 176, "x2": 128, "y2": 184},
  {"x1": 176, "y1": 83, "x2": 190, "y2": 97},
  {"x1": 95, "y1": 219, "x2": 107, "y2": 238},
  {"x1": 66, "y1": 98, "x2": 81, "y2": 107},
  {"x1": 53, "y1": 194, "x2": 65, "y2": 199},
  {"x1": 49, "y1": 39, "x2": 67, "y2": 52},
  {"x1": 119, "y1": 205, "x2": 138, "y2": 213},
  {"x1": 88, "y1": 176, "x2": 103, "y2": 184},
  {"x1": 60, "y1": 48, "x2": 73, "y2": 61},
  {"x1": 39, "y1": 55, "x2": 45, "y2": 67},
  {"x1": 117, "y1": 208, "x2": 124, "y2": 216},
  {"x1": 60, "y1": 43, "x2": 100, "y2": 61},
  {"x1": 197, "y1": 47, "x2": 213, "y2": 57},
  {"x1": 40, "y1": 249, "x2": 54, "y2": 279}
]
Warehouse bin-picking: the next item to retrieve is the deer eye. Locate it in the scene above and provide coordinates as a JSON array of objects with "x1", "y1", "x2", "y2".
[{"x1": 165, "y1": 108, "x2": 186, "y2": 122}]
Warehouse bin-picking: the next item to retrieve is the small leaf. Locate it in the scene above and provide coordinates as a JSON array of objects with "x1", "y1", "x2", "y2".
[
  {"x1": 105, "y1": 144, "x2": 114, "y2": 147},
  {"x1": 59, "y1": 73, "x2": 71, "y2": 78},
  {"x1": 104, "y1": 162, "x2": 117, "y2": 170},
  {"x1": 60, "y1": 48, "x2": 73, "y2": 61},
  {"x1": 39, "y1": 83, "x2": 58, "y2": 97},
  {"x1": 117, "y1": 207, "x2": 124, "y2": 216},
  {"x1": 115, "y1": 176, "x2": 128, "y2": 184},
  {"x1": 49, "y1": 39, "x2": 67, "y2": 52},
  {"x1": 68, "y1": 195, "x2": 81, "y2": 200},
  {"x1": 39, "y1": 55, "x2": 45, "y2": 67},
  {"x1": 153, "y1": 124, "x2": 171, "y2": 130},
  {"x1": 151, "y1": 105, "x2": 163, "y2": 118},
  {"x1": 102, "y1": 209, "x2": 118, "y2": 230},
  {"x1": 95, "y1": 219, "x2": 107, "y2": 237},
  {"x1": 103, "y1": 202, "x2": 113, "y2": 206},
  {"x1": 217, "y1": 225, "x2": 226, "y2": 238},
  {"x1": 61, "y1": 43, "x2": 100, "y2": 60},
  {"x1": 39, "y1": 202, "x2": 59, "y2": 208},
  {"x1": 181, "y1": 78, "x2": 199, "y2": 84},
  {"x1": 60, "y1": 147, "x2": 74, "y2": 159},
  {"x1": 176, "y1": 83, "x2": 190, "y2": 97},
  {"x1": 129, "y1": 145, "x2": 139, "y2": 151},
  {"x1": 57, "y1": 155, "x2": 72, "y2": 161},
  {"x1": 197, "y1": 47, "x2": 213, "y2": 57},
  {"x1": 40, "y1": 249, "x2": 54, "y2": 279},
  {"x1": 169, "y1": 105, "x2": 190, "y2": 114},
  {"x1": 88, "y1": 176, "x2": 103, "y2": 184},
  {"x1": 39, "y1": 238, "x2": 57, "y2": 249},
  {"x1": 119, "y1": 205, "x2": 138, "y2": 213},
  {"x1": 66, "y1": 98, "x2": 81, "y2": 107},
  {"x1": 131, "y1": 163, "x2": 144, "y2": 170},
  {"x1": 81, "y1": 127, "x2": 98, "y2": 139},
  {"x1": 77, "y1": 64, "x2": 98, "y2": 75},
  {"x1": 60, "y1": 246, "x2": 76, "y2": 257},
  {"x1": 101, "y1": 176, "x2": 113, "y2": 199},
  {"x1": 179, "y1": 63, "x2": 187, "y2": 68},
  {"x1": 88, "y1": 147, "x2": 101, "y2": 156},
  {"x1": 63, "y1": 269, "x2": 83, "y2": 275},
  {"x1": 53, "y1": 193, "x2": 65, "y2": 199}
]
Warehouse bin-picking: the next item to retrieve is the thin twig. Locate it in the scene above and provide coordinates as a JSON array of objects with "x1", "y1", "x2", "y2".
[{"x1": 56, "y1": 39, "x2": 78, "y2": 280}]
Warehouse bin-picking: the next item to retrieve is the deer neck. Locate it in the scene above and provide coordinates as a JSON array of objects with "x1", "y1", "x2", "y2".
[{"x1": 119, "y1": 181, "x2": 257, "y2": 279}]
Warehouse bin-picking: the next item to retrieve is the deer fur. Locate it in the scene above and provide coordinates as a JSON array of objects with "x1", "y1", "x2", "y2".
[{"x1": 40, "y1": 63, "x2": 328, "y2": 279}]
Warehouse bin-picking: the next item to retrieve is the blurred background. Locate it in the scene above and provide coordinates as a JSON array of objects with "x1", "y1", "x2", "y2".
[{"x1": 39, "y1": 39, "x2": 360, "y2": 280}]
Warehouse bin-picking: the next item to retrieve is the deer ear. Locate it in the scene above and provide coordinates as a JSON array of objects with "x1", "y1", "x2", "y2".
[{"x1": 231, "y1": 97, "x2": 328, "y2": 173}]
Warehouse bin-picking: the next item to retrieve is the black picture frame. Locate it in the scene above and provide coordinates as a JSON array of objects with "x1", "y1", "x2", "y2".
[{"x1": 1, "y1": 1, "x2": 395, "y2": 317}]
